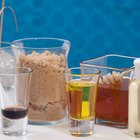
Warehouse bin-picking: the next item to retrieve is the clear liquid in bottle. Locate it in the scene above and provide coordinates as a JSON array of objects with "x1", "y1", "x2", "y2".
[{"x1": 128, "y1": 58, "x2": 140, "y2": 137}]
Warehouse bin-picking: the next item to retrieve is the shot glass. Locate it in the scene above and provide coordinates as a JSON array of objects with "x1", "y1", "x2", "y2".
[
  {"x1": 65, "y1": 67, "x2": 100, "y2": 137},
  {"x1": 0, "y1": 67, "x2": 32, "y2": 136}
]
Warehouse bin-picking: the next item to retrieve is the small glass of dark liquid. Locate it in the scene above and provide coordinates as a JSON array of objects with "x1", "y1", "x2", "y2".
[{"x1": 0, "y1": 67, "x2": 32, "y2": 136}]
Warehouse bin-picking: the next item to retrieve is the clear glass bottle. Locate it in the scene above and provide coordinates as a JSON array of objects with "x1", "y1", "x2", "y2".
[{"x1": 129, "y1": 58, "x2": 140, "y2": 137}]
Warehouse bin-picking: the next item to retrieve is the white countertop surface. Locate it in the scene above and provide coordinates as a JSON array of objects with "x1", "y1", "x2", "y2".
[{"x1": 0, "y1": 122, "x2": 139, "y2": 140}]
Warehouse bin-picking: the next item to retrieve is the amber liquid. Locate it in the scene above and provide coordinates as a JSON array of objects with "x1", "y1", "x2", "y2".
[
  {"x1": 67, "y1": 79, "x2": 97, "y2": 120},
  {"x1": 96, "y1": 78, "x2": 129, "y2": 127}
]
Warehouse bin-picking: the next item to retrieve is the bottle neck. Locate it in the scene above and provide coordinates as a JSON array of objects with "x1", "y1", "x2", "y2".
[{"x1": 135, "y1": 67, "x2": 140, "y2": 80}]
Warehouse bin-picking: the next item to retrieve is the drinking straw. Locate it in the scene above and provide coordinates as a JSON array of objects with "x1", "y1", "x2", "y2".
[
  {"x1": 0, "y1": 0, "x2": 18, "y2": 47},
  {"x1": 0, "y1": 0, "x2": 5, "y2": 47}
]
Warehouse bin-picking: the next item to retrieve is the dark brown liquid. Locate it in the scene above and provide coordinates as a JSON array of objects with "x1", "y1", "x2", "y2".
[
  {"x1": 96, "y1": 78, "x2": 129, "y2": 125},
  {"x1": 2, "y1": 107, "x2": 28, "y2": 119}
]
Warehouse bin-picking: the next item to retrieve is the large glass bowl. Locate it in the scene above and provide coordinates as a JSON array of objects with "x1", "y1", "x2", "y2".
[{"x1": 12, "y1": 38, "x2": 70, "y2": 125}]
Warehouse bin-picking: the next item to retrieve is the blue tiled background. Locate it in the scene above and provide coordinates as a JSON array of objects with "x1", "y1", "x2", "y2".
[{"x1": 1, "y1": 0, "x2": 140, "y2": 67}]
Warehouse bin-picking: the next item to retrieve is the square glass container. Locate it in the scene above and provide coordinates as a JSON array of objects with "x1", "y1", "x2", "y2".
[{"x1": 81, "y1": 54, "x2": 136, "y2": 128}]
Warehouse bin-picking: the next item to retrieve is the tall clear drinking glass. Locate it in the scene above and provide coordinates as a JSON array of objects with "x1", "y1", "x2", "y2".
[
  {"x1": 0, "y1": 67, "x2": 32, "y2": 136},
  {"x1": 65, "y1": 67, "x2": 100, "y2": 137},
  {"x1": 0, "y1": 42, "x2": 16, "y2": 128},
  {"x1": 0, "y1": 42, "x2": 15, "y2": 68},
  {"x1": 11, "y1": 38, "x2": 70, "y2": 125}
]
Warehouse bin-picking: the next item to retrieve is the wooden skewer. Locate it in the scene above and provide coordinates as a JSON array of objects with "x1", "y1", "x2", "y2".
[
  {"x1": 99, "y1": 69, "x2": 132, "y2": 84},
  {"x1": 0, "y1": 0, "x2": 5, "y2": 47}
]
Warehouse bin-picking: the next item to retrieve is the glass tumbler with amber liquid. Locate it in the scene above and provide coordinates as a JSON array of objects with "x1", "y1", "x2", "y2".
[{"x1": 65, "y1": 67, "x2": 100, "y2": 137}]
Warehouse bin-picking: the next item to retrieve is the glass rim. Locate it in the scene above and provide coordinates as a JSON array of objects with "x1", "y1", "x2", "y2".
[
  {"x1": 0, "y1": 41, "x2": 11, "y2": 48},
  {"x1": 11, "y1": 37, "x2": 71, "y2": 50},
  {"x1": 0, "y1": 67, "x2": 33, "y2": 75},
  {"x1": 80, "y1": 63, "x2": 134, "y2": 71},
  {"x1": 82, "y1": 54, "x2": 136, "y2": 61},
  {"x1": 81, "y1": 54, "x2": 136, "y2": 71},
  {"x1": 65, "y1": 67, "x2": 100, "y2": 76}
]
